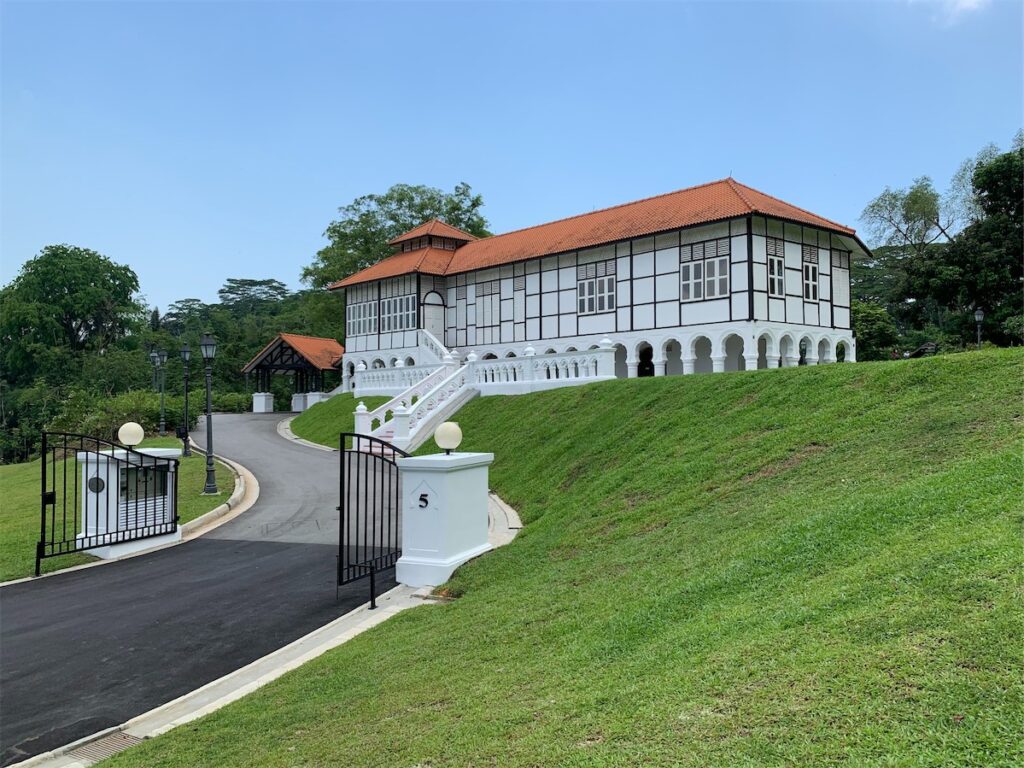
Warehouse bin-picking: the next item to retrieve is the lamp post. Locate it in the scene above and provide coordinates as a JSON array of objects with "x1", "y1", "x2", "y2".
[
  {"x1": 180, "y1": 342, "x2": 192, "y2": 457},
  {"x1": 974, "y1": 308, "x2": 985, "y2": 350},
  {"x1": 149, "y1": 349, "x2": 167, "y2": 436},
  {"x1": 200, "y1": 333, "x2": 218, "y2": 494},
  {"x1": 148, "y1": 348, "x2": 157, "y2": 391},
  {"x1": 158, "y1": 348, "x2": 168, "y2": 436}
]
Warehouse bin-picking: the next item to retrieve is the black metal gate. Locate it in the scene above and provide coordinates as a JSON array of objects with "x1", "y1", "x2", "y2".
[
  {"x1": 36, "y1": 432, "x2": 180, "y2": 576},
  {"x1": 338, "y1": 433, "x2": 409, "y2": 608}
]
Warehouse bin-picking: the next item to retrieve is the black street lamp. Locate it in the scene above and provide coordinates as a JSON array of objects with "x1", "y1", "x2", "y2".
[
  {"x1": 149, "y1": 349, "x2": 167, "y2": 436},
  {"x1": 200, "y1": 333, "x2": 218, "y2": 494},
  {"x1": 158, "y1": 349, "x2": 168, "y2": 436},
  {"x1": 974, "y1": 308, "x2": 985, "y2": 349},
  {"x1": 180, "y1": 342, "x2": 192, "y2": 457}
]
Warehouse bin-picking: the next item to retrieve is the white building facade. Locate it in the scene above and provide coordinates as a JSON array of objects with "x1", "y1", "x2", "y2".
[{"x1": 333, "y1": 178, "x2": 865, "y2": 395}]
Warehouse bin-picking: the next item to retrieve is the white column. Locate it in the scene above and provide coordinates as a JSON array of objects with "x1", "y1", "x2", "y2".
[
  {"x1": 743, "y1": 354, "x2": 759, "y2": 371},
  {"x1": 252, "y1": 393, "x2": 274, "y2": 413},
  {"x1": 596, "y1": 338, "x2": 615, "y2": 378},
  {"x1": 653, "y1": 360, "x2": 666, "y2": 376},
  {"x1": 782, "y1": 355, "x2": 799, "y2": 368},
  {"x1": 682, "y1": 358, "x2": 695, "y2": 375},
  {"x1": 627, "y1": 360, "x2": 639, "y2": 378},
  {"x1": 711, "y1": 355, "x2": 726, "y2": 373},
  {"x1": 395, "y1": 452, "x2": 494, "y2": 588},
  {"x1": 804, "y1": 352, "x2": 819, "y2": 366}
]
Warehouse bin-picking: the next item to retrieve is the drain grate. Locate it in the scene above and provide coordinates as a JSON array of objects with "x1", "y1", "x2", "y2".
[{"x1": 69, "y1": 731, "x2": 143, "y2": 764}]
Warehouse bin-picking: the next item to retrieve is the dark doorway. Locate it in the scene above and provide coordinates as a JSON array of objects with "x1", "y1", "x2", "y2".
[{"x1": 638, "y1": 344, "x2": 655, "y2": 377}]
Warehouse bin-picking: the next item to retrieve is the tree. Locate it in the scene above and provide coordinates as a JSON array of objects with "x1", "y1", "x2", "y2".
[
  {"x1": 303, "y1": 182, "x2": 490, "y2": 289},
  {"x1": 217, "y1": 278, "x2": 292, "y2": 315},
  {"x1": 857, "y1": 133, "x2": 1023, "y2": 349},
  {"x1": 941, "y1": 145, "x2": 1023, "y2": 344},
  {"x1": 0, "y1": 245, "x2": 145, "y2": 387},
  {"x1": 851, "y1": 301, "x2": 899, "y2": 361},
  {"x1": 860, "y1": 176, "x2": 958, "y2": 260}
]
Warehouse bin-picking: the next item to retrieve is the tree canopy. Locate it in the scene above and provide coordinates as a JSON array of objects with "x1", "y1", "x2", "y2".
[
  {"x1": 302, "y1": 182, "x2": 490, "y2": 289},
  {"x1": 0, "y1": 245, "x2": 145, "y2": 388},
  {"x1": 854, "y1": 134, "x2": 1023, "y2": 352}
]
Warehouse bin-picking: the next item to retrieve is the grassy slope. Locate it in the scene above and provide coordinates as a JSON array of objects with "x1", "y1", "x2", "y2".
[
  {"x1": 107, "y1": 351, "x2": 1022, "y2": 767},
  {"x1": 0, "y1": 437, "x2": 232, "y2": 581},
  {"x1": 289, "y1": 392, "x2": 389, "y2": 447}
]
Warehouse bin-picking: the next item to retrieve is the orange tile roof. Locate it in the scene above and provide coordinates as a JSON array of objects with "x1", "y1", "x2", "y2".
[
  {"x1": 388, "y1": 218, "x2": 479, "y2": 245},
  {"x1": 331, "y1": 178, "x2": 860, "y2": 288},
  {"x1": 241, "y1": 333, "x2": 344, "y2": 372},
  {"x1": 332, "y1": 247, "x2": 456, "y2": 288}
]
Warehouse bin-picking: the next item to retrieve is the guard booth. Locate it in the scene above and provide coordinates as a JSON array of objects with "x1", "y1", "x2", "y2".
[
  {"x1": 36, "y1": 431, "x2": 181, "y2": 574},
  {"x1": 242, "y1": 333, "x2": 344, "y2": 413}
]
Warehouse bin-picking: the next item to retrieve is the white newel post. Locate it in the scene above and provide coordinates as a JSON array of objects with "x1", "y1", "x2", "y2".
[
  {"x1": 252, "y1": 392, "x2": 274, "y2": 413},
  {"x1": 391, "y1": 405, "x2": 411, "y2": 443},
  {"x1": 290, "y1": 392, "x2": 307, "y2": 412},
  {"x1": 395, "y1": 451, "x2": 494, "y2": 587},
  {"x1": 522, "y1": 345, "x2": 537, "y2": 385},
  {"x1": 354, "y1": 401, "x2": 371, "y2": 434}
]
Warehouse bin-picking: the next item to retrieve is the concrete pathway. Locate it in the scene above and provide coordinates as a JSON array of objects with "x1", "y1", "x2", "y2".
[{"x1": 0, "y1": 414, "x2": 393, "y2": 767}]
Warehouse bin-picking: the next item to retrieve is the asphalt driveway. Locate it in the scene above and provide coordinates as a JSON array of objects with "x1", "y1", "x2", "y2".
[{"x1": 0, "y1": 413, "x2": 395, "y2": 766}]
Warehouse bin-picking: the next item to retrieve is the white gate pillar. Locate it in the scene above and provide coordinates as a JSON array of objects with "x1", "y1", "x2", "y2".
[{"x1": 395, "y1": 451, "x2": 494, "y2": 588}]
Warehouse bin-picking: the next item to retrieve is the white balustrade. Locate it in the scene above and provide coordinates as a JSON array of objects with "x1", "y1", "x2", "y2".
[
  {"x1": 353, "y1": 363, "x2": 441, "y2": 397},
  {"x1": 469, "y1": 340, "x2": 616, "y2": 395},
  {"x1": 352, "y1": 338, "x2": 616, "y2": 452},
  {"x1": 418, "y1": 329, "x2": 449, "y2": 364},
  {"x1": 354, "y1": 364, "x2": 451, "y2": 435}
]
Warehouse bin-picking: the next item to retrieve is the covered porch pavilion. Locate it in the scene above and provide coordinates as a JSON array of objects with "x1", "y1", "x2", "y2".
[{"x1": 242, "y1": 333, "x2": 344, "y2": 413}]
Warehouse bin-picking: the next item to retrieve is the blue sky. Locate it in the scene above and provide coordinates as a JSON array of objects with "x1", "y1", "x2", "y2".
[{"x1": 2, "y1": 0, "x2": 1020, "y2": 310}]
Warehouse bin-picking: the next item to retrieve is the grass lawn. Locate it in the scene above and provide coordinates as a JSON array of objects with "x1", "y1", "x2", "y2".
[
  {"x1": 289, "y1": 392, "x2": 389, "y2": 447},
  {"x1": 0, "y1": 437, "x2": 233, "y2": 582},
  {"x1": 106, "y1": 350, "x2": 1023, "y2": 767}
]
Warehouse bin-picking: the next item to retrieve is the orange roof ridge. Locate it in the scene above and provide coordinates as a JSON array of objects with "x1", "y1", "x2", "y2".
[
  {"x1": 475, "y1": 177, "x2": 735, "y2": 243},
  {"x1": 724, "y1": 177, "x2": 756, "y2": 210},
  {"x1": 279, "y1": 332, "x2": 342, "y2": 343},
  {"x1": 242, "y1": 332, "x2": 344, "y2": 372},
  {"x1": 388, "y1": 218, "x2": 479, "y2": 245},
  {"x1": 732, "y1": 179, "x2": 853, "y2": 233}
]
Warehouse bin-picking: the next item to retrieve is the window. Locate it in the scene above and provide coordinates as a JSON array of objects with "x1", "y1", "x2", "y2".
[
  {"x1": 576, "y1": 260, "x2": 616, "y2": 314},
  {"x1": 831, "y1": 249, "x2": 851, "y2": 269},
  {"x1": 346, "y1": 301, "x2": 378, "y2": 336},
  {"x1": 766, "y1": 238, "x2": 785, "y2": 297},
  {"x1": 121, "y1": 467, "x2": 168, "y2": 502},
  {"x1": 380, "y1": 295, "x2": 417, "y2": 332},
  {"x1": 477, "y1": 280, "x2": 500, "y2": 328},
  {"x1": 680, "y1": 238, "x2": 730, "y2": 301},
  {"x1": 802, "y1": 244, "x2": 819, "y2": 301},
  {"x1": 803, "y1": 263, "x2": 819, "y2": 301},
  {"x1": 681, "y1": 260, "x2": 703, "y2": 301}
]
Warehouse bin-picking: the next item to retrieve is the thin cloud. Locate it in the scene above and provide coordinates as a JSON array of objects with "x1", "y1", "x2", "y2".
[{"x1": 909, "y1": 0, "x2": 992, "y2": 25}]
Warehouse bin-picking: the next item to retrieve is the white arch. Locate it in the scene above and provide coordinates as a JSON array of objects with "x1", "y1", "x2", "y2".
[
  {"x1": 756, "y1": 331, "x2": 777, "y2": 369},
  {"x1": 817, "y1": 337, "x2": 833, "y2": 364}
]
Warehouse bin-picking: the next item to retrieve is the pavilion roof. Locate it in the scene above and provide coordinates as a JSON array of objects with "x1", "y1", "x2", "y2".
[{"x1": 241, "y1": 333, "x2": 344, "y2": 373}]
